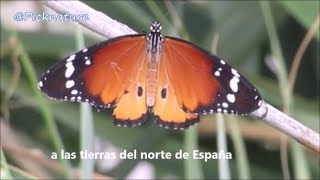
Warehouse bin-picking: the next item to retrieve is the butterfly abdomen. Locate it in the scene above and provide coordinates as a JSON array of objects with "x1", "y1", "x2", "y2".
[
  {"x1": 146, "y1": 59, "x2": 159, "y2": 107},
  {"x1": 145, "y1": 23, "x2": 164, "y2": 107}
]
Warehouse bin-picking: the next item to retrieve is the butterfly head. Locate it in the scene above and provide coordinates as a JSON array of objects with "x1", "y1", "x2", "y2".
[
  {"x1": 147, "y1": 22, "x2": 164, "y2": 53},
  {"x1": 150, "y1": 21, "x2": 162, "y2": 33}
]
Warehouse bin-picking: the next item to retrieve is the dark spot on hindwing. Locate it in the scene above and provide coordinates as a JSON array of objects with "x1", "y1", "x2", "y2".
[
  {"x1": 161, "y1": 88, "x2": 167, "y2": 99},
  {"x1": 137, "y1": 86, "x2": 143, "y2": 97}
]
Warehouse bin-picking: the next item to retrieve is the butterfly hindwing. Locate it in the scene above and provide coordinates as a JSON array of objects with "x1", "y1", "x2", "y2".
[
  {"x1": 110, "y1": 45, "x2": 149, "y2": 127},
  {"x1": 152, "y1": 54, "x2": 199, "y2": 129}
]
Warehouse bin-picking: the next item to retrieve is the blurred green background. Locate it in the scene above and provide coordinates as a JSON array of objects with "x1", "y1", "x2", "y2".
[{"x1": 1, "y1": 1, "x2": 319, "y2": 179}]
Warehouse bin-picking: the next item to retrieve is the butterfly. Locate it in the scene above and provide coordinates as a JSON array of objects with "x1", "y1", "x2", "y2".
[{"x1": 38, "y1": 22, "x2": 263, "y2": 130}]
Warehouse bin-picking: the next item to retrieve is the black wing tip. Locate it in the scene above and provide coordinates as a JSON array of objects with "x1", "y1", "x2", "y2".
[
  {"x1": 113, "y1": 113, "x2": 148, "y2": 128},
  {"x1": 153, "y1": 115, "x2": 200, "y2": 130}
]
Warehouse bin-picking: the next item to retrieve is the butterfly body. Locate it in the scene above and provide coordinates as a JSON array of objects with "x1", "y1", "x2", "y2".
[{"x1": 38, "y1": 22, "x2": 262, "y2": 129}]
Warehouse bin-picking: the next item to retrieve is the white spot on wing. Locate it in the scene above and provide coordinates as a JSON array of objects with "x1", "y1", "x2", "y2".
[
  {"x1": 65, "y1": 62, "x2": 75, "y2": 78},
  {"x1": 66, "y1": 54, "x2": 76, "y2": 62},
  {"x1": 231, "y1": 68, "x2": 240, "y2": 77},
  {"x1": 38, "y1": 81, "x2": 43, "y2": 88},
  {"x1": 82, "y1": 48, "x2": 88, "y2": 52},
  {"x1": 222, "y1": 102, "x2": 228, "y2": 108},
  {"x1": 220, "y1": 59, "x2": 226, "y2": 65},
  {"x1": 229, "y1": 76, "x2": 239, "y2": 92},
  {"x1": 71, "y1": 90, "x2": 78, "y2": 95},
  {"x1": 214, "y1": 71, "x2": 220, "y2": 76},
  {"x1": 258, "y1": 100, "x2": 262, "y2": 106},
  {"x1": 227, "y1": 94, "x2": 235, "y2": 103},
  {"x1": 85, "y1": 59, "x2": 91, "y2": 65},
  {"x1": 65, "y1": 80, "x2": 75, "y2": 88}
]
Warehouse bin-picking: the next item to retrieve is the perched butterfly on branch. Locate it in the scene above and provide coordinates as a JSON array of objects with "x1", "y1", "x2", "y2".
[{"x1": 38, "y1": 22, "x2": 262, "y2": 130}]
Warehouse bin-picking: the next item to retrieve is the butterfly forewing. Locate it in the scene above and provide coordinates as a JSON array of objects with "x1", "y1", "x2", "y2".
[
  {"x1": 38, "y1": 34, "x2": 150, "y2": 126},
  {"x1": 38, "y1": 42, "x2": 106, "y2": 106},
  {"x1": 163, "y1": 37, "x2": 262, "y2": 115}
]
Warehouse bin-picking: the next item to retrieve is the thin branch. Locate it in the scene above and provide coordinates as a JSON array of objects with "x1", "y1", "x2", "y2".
[
  {"x1": 251, "y1": 101, "x2": 319, "y2": 153},
  {"x1": 42, "y1": 1, "x2": 320, "y2": 154},
  {"x1": 41, "y1": 1, "x2": 137, "y2": 37}
]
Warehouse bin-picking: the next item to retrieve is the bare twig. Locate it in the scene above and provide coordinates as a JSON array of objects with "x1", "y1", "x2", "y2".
[
  {"x1": 41, "y1": 1, "x2": 137, "y2": 37},
  {"x1": 42, "y1": 1, "x2": 320, "y2": 153},
  {"x1": 251, "y1": 101, "x2": 320, "y2": 153}
]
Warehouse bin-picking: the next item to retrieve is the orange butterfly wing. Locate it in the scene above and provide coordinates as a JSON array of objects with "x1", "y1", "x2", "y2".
[
  {"x1": 162, "y1": 37, "x2": 261, "y2": 114},
  {"x1": 152, "y1": 52, "x2": 199, "y2": 129},
  {"x1": 82, "y1": 35, "x2": 148, "y2": 126},
  {"x1": 152, "y1": 36, "x2": 261, "y2": 129},
  {"x1": 162, "y1": 37, "x2": 219, "y2": 111},
  {"x1": 153, "y1": 38, "x2": 218, "y2": 129},
  {"x1": 39, "y1": 35, "x2": 149, "y2": 127},
  {"x1": 152, "y1": 37, "x2": 217, "y2": 129}
]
